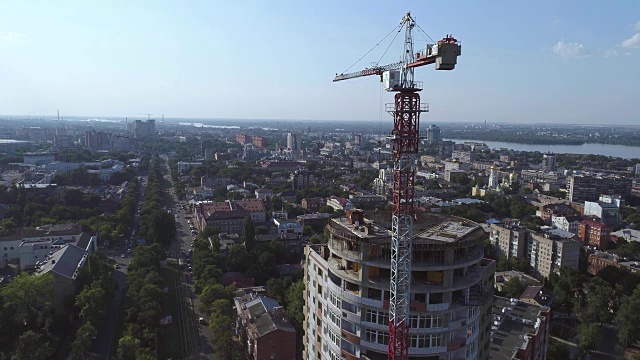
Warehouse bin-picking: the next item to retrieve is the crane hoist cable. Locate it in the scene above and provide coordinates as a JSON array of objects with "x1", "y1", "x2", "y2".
[
  {"x1": 377, "y1": 26, "x2": 402, "y2": 66},
  {"x1": 415, "y1": 22, "x2": 436, "y2": 44},
  {"x1": 341, "y1": 23, "x2": 403, "y2": 74}
]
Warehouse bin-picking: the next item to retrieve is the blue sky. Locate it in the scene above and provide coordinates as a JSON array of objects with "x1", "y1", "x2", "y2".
[{"x1": 0, "y1": 0, "x2": 638, "y2": 124}]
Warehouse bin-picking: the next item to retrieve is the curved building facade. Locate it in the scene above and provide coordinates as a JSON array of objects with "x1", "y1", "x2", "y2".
[{"x1": 303, "y1": 210, "x2": 495, "y2": 360}]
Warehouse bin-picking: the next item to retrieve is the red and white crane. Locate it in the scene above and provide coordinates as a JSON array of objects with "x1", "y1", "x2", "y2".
[{"x1": 332, "y1": 12, "x2": 461, "y2": 360}]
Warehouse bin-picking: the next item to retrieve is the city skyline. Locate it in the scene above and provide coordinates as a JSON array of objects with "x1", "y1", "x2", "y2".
[{"x1": 1, "y1": 1, "x2": 639, "y2": 124}]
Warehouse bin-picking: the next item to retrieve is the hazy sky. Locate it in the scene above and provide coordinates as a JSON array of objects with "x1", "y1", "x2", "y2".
[{"x1": 1, "y1": 1, "x2": 639, "y2": 124}]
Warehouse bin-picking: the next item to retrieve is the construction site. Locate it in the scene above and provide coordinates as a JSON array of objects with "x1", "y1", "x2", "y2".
[{"x1": 302, "y1": 11, "x2": 496, "y2": 360}]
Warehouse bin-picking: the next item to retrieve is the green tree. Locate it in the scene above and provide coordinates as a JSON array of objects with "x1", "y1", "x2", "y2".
[
  {"x1": 617, "y1": 286, "x2": 640, "y2": 346},
  {"x1": 1, "y1": 273, "x2": 54, "y2": 327},
  {"x1": 576, "y1": 277, "x2": 614, "y2": 325},
  {"x1": 319, "y1": 205, "x2": 334, "y2": 214},
  {"x1": 116, "y1": 335, "x2": 141, "y2": 360},
  {"x1": 12, "y1": 330, "x2": 50, "y2": 360},
  {"x1": 242, "y1": 216, "x2": 255, "y2": 250},
  {"x1": 503, "y1": 277, "x2": 528, "y2": 298},
  {"x1": 71, "y1": 322, "x2": 96, "y2": 360},
  {"x1": 547, "y1": 340, "x2": 570, "y2": 360},
  {"x1": 577, "y1": 323, "x2": 598, "y2": 352},
  {"x1": 209, "y1": 299, "x2": 236, "y2": 360},
  {"x1": 76, "y1": 283, "x2": 107, "y2": 327}
]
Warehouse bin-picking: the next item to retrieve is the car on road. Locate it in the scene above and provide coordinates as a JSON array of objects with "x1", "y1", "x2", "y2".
[
  {"x1": 121, "y1": 254, "x2": 126, "y2": 258},
  {"x1": 114, "y1": 264, "x2": 120, "y2": 269},
  {"x1": 199, "y1": 317, "x2": 206, "y2": 325}
]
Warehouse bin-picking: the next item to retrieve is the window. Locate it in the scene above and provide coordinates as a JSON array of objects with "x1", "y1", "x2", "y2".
[
  {"x1": 328, "y1": 310, "x2": 341, "y2": 327},
  {"x1": 328, "y1": 329, "x2": 340, "y2": 347},
  {"x1": 329, "y1": 292, "x2": 341, "y2": 309},
  {"x1": 365, "y1": 309, "x2": 389, "y2": 325},
  {"x1": 466, "y1": 339, "x2": 478, "y2": 357},
  {"x1": 330, "y1": 350, "x2": 340, "y2": 360},
  {"x1": 409, "y1": 315, "x2": 443, "y2": 329},
  {"x1": 410, "y1": 334, "x2": 443, "y2": 348},
  {"x1": 468, "y1": 306, "x2": 479, "y2": 319},
  {"x1": 9, "y1": 247, "x2": 13, "y2": 250},
  {"x1": 467, "y1": 321, "x2": 478, "y2": 338},
  {"x1": 365, "y1": 329, "x2": 389, "y2": 344}
]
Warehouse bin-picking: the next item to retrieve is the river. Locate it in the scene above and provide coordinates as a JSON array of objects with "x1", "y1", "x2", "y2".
[{"x1": 444, "y1": 139, "x2": 640, "y2": 159}]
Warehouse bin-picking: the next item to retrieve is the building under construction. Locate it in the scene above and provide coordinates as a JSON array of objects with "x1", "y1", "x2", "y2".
[{"x1": 303, "y1": 209, "x2": 495, "y2": 360}]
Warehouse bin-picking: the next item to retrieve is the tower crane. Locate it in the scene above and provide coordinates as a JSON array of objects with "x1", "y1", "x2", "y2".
[{"x1": 332, "y1": 12, "x2": 461, "y2": 360}]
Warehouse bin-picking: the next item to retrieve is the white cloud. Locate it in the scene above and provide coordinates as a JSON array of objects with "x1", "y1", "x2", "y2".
[
  {"x1": 553, "y1": 40, "x2": 590, "y2": 59},
  {"x1": 635, "y1": 20, "x2": 640, "y2": 31},
  {"x1": 621, "y1": 33, "x2": 640, "y2": 48},
  {"x1": 601, "y1": 49, "x2": 619, "y2": 57},
  {"x1": 0, "y1": 32, "x2": 27, "y2": 44}
]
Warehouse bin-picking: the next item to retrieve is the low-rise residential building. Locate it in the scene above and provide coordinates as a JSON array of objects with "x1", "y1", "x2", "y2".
[
  {"x1": 325, "y1": 195, "x2": 353, "y2": 211},
  {"x1": 490, "y1": 296, "x2": 551, "y2": 360},
  {"x1": 301, "y1": 197, "x2": 326, "y2": 212},
  {"x1": 291, "y1": 170, "x2": 315, "y2": 190},
  {"x1": 255, "y1": 188, "x2": 274, "y2": 200},
  {"x1": 584, "y1": 196, "x2": 622, "y2": 227},
  {"x1": 587, "y1": 252, "x2": 620, "y2": 276},
  {"x1": 194, "y1": 200, "x2": 266, "y2": 234},
  {"x1": 296, "y1": 213, "x2": 331, "y2": 231},
  {"x1": 494, "y1": 271, "x2": 541, "y2": 293},
  {"x1": 273, "y1": 219, "x2": 303, "y2": 237},
  {"x1": 578, "y1": 219, "x2": 610, "y2": 250},
  {"x1": 36, "y1": 244, "x2": 88, "y2": 314},
  {"x1": 0, "y1": 224, "x2": 93, "y2": 269},
  {"x1": 177, "y1": 161, "x2": 202, "y2": 174},
  {"x1": 233, "y1": 293, "x2": 296, "y2": 360},
  {"x1": 551, "y1": 215, "x2": 582, "y2": 234},
  {"x1": 519, "y1": 286, "x2": 553, "y2": 307}
]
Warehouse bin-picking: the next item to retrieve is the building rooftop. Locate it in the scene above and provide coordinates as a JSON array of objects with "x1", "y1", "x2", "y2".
[
  {"x1": 37, "y1": 244, "x2": 87, "y2": 280},
  {"x1": 331, "y1": 217, "x2": 391, "y2": 239},
  {"x1": 297, "y1": 213, "x2": 331, "y2": 220},
  {"x1": 235, "y1": 295, "x2": 295, "y2": 338},
  {"x1": 490, "y1": 296, "x2": 548, "y2": 360},
  {"x1": 415, "y1": 220, "x2": 481, "y2": 244},
  {"x1": 519, "y1": 286, "x2": 553, "y2": 307}
]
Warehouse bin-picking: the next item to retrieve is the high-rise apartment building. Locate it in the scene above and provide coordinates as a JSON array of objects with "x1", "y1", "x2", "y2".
[
  {"x1": 488, "y1": 220, "x2": 527, "y2": 259},
  {"x1": 84, "y1": 131, "x2": 113, "y2": 150},
  {"x1": 567, "y1": 174, "x2": 632, "y2": 202},
  {"x1": 540, "y1": 153, "x2": 556, "y2": 172},
  {"x1": 128, "y1": 119, "x2": 155, "y2": 138},
  {"x1": 527, "y1": 229, "x2": 581, "y2": 278},
  {"x1": 303, "y1": 211, "x2": 496, "y2": 360},
  {"x1": 287, "y1": 133, "x2": 301, "y2": 151},
  {"x1": 426, "y1": 125, "x2": 442, "y2": 142}
]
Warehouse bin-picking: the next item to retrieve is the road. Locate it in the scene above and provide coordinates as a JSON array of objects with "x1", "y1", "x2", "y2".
[
  {"x1": 162, "y1": 156, "x2": 215, "y2": 359},
  {"x1": 93, "y1": 176, "x2": 146, "y2": 359}
]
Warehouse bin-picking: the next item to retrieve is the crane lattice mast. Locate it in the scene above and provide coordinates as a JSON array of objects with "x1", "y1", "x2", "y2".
[{"x1": 332, "y1": 11, "x2": 461, "y2": 360}]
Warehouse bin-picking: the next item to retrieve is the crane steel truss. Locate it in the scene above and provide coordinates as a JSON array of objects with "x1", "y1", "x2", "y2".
[
  {"x1": 388, "y1": 13, "x2": 422, "y2": 360},
  {"x1": 331, "y1": 11, "x2": 460, "y2": 360}
]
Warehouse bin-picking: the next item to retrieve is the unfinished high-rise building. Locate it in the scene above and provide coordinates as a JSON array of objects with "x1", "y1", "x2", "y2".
[{"x1": 303, "y1": 209, "x2": 495, "y2": 360}]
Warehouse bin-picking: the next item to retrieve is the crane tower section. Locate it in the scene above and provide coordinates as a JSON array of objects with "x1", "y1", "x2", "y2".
[
  {"x1": 331, "y1": 11, "x2": 461, "y2": 360},
  {"x1": 387, "y1": 13, "x2": 421, "y2": 360}
]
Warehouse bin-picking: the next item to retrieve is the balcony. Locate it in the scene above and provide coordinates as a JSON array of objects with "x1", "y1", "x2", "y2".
[
  {"x1": 317, "y1": 307, "x2": 323, "y2": 318},
  {"x1": 447, "y1": 337, "x2": 466, "y2": 352},
  {"x1": 427, "y1": 302, "x2": 450, "y2": 312},
  {"x1": 341, "y1": 349, "x2": 359, "y2": 360},
  {"x1": 448, "y1": 318, "x2": 466, "y2": 330},
  {"x1": 360, "y1": 340, "x2": 388, "y2": 353},
  {"x1": 341, "y1": 328, "x2": 360, "y2": 345},
  {"x1": 409, "y1": 346, "x2": 447, "y2": 356}
]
